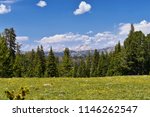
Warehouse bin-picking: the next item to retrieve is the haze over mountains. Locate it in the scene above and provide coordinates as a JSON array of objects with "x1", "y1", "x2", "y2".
[{"x1": 52, "y1": 46, "x2": 114, "y2": 57}]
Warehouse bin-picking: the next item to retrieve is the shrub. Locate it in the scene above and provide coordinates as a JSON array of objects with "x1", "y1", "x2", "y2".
[{"x1": 5, "y1": 87, "x2": 29, "y2": 100}]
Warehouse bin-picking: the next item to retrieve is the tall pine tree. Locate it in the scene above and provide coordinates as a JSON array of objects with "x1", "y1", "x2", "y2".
[
  {"x1": 0, "y1": 37, "x2": 11, "y2": 77},
  {"x1": 73, "y1": 62, "x2": 78, "y2": 78},
  {"x1": 77, "y1": 59, "x2": 86, "y2": 77},
  {"x1": 13, "y1": 43, "x2": 22, "y2": 77},
  {"x1": 46, "y1": 47, "x2": 58, "y2": 77},
  {"x1": 3, "y1": 28, "x2": 16, "y2": 62},
  {"x1": 85, "y1": 52, "x2": 91, "y2": 77},
  {"x1": 61, "y1": 48, "x2": 72, "y2": 77},
  {"x1": 34, "y1": 46, "x2": 46, "y2": 77},
  {"x1": 91, "y1": 49, "x2": 99, "y2": 77}
]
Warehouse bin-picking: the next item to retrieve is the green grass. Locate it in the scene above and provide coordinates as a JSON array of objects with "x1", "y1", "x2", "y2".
[{"x1": 0, "y1": 76, "x2": 150, "y2": 100}]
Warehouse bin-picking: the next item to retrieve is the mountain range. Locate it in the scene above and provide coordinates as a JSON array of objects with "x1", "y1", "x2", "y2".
[{"x1": 53, "y1": 47, "x2": 114, "y2": 57}]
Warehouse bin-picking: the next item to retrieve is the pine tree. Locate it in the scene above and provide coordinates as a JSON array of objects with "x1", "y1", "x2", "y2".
[
  {"x1": 34, "y1": 45, "x2": 46, "y2": 77},
  {"x1": 136, "y1": 32, "x2": 146, "y2": 74},
  {"x1": 13, "y1": 54, "x2": 22, "y2": 77},
  {"x1": 77, "y1": 59, "x2": 86, "y2": 77},
  {"x1": 3, "y1": 28, "x2": 16, "y2": 62},
  {"x1": 124, "y1": 30, "x2": 146, "y2": 75},
  {"x1": 21, "y1": 50, "x2": 36, "y2": 77},
  {"x1": 40, "y1": 45, "x2": 46, "y2": 76},
  {"x1": 145, "y1": 34, "x2": 150, "y2": 74},
  {"x1": 107, "y1": 48, "x2": 128, "y2": 76},
  {"x1": 61, "y1": 48, "x2": 72, "y2": 77},
  {"x1": 91, "y1": 49, "x2": 99, "y2": 77},
  {"x1": 27, "y1": 49, "x2": 36, "y2": 77},
  {"x1": 97, "y1": 52, "x2": 108, "y2": 77},
  {"x1": 73, "y1": 62, "x2": 78, "y2": 78},
  {"x1": 114, "y1": 41, "x2": 121, "y2": 54},
  {"x1": 0, "y1": 37, "x2": 11, "y2": 77},
  {"x1": 2, "y1": 28, "x2": 17, "y2": 77},
  {"x1": 130, "y1": 24, "x2": 135, "y2": 34},
  {"x1": 34, "y1": 46, "x2": 43, "y2": 77},
  {"x1": 13, "y1": 43, "x2": 22, "y2": 77},
  {"x1": 46, "y1": 47, "x2": 58, "y2": 77},
  {"x1": 85, "y1": 52, "x2": 91, "y2": 77}
]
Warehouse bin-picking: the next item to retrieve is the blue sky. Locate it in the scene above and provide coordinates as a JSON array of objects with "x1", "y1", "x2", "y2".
[{"x1": 0, "y1": 0, "x2": 150, "y2": 51}]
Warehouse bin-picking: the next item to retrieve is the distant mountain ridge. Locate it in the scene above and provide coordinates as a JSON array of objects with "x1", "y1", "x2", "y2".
[{"x1": 52, "y1": 47, "x2": 114, "y2": 57}]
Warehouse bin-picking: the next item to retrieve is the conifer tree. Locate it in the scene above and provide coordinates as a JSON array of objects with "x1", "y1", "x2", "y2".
[
  {"x1": 0, "y1": 37, "x2": 11, "y2": 77},
  {"x1": 107, "y1": 47, "x2": 128, "y2": 76},
  {"x1": 77, "y1": 59, "x2": 86, "y2": 77},
  {"x1": 13, "y1": 43, "x2": 22, "y2": 77},
  {"x1": 34, "y1": 46, "x2": 43, "y2": 77},
  {"x1": 145, "y1": 34, "x2": 150, "y2": 74},
  {"x1": 2, "y1": 28, "x2": 17, "y2": 77},
  {"x1": 61, "y1": 48, "x2": 72, "y2": 77},
  {"x1": 130, "y1": 24, "x2": 135, "y2": 34},
  {"x1": 124, "y1": 30, "x2": 146, "y2": 75},
  {"x1": 40, "y1": 45, "x2": 46, "y2": 76},
  {"x1": 34, "y1": 45, "x2": 46, "y2": 77},
  {"x1": 73, "y1": 62, "x2": 78, "y2": 78},
  {"x1": 85, "y1": 52, "x2": 91, "y2": 77},
  {"x1": 27, "y1": 49, "x2": 36, "y2": 77},
  {"x1": 115, "y1": 41, "x2": 121, "y2": 54},
  {"x1": 97, "y1": 52, "x2": 107, "y2": 77},
  {"x1": 91, "y1": 49, "x2": 99, "y2": 77},
  {"x1": 3, "y1": 28, "x2": 16, "y2": 62},
  {"x1": 46, "y1": 47, "x2": 58, "y2": 77}
]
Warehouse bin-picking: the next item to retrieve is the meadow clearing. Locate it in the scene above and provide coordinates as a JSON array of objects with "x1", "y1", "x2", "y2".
[{"x1": 0, "y1": 76, "x2": 150, "y2": 100}]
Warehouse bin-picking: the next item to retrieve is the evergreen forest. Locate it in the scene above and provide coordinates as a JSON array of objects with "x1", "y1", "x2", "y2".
[{"x1": 1, "y1": 25, "x2": 150, "y2": 78}]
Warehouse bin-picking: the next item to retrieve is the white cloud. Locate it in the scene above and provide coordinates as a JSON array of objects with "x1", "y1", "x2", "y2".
[
  {"x1": 37, "y1": 33, "x2": 82, "y2": 44},
  {"x1": 36, "y1": 33, "x2": 88, "y2": 51},
  {"x1": 74, "y1": 1, "x2": 91, "y2": 15},
  {"x1": 118, "y1": 20, "x2": 150, "y2": 45},
  {"x1": 0, "y1": 0, "x2": 17, "y2": 4},
  {"x1": 36, "y1": 20, "x2": 150, "y2": 52},
  {"x1": 93, "y1": 32, "x2": 117, "y2": 48},
  {"x1": 36, "y1": 32, "x2": 117, "y2": 51},
  {"x1": 19, "y1": 44, "x2": 38, "y2": 52},
  {"x1": 0, "y1": 4, "x2": 11, "y2": 14},
  {"x1": 16, "y1": 36, "x2": 29, "y2": 42},
  {"x1": 95, "y1": 32, "x2": 116, "y2": 42},
  {"x1": 37, "y1": 0, "x2": 47, "y2": 8},
  {"x1": 119, "y1": 20, "x2": 150, "y2": 35},
  {"x1": 20, "y1": 20, "x2": 150, "y2": 52}
]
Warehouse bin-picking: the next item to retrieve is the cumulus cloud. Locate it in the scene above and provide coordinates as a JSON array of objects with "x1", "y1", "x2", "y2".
[
  {"x1": 94, "y1": 32, "x2": 117, "y2": 48},
  {"x1": 117, "y1": 20, "x2": 150, "y2": 44},
  {"x1": 21, "y1": 44, "x2": 38, "y2": 52},
  {"x1": 36, "y1": 32, "x2": 117, "y2": 51},
  {"x1": 38, "y1": 33, "x2": 78, "y2": 44},
  {"x1": 74, "y1": 1, "x2": 91, "y2": 15},
  {"x1": 20, "y1": 20, "x2": 150, "y2": 52},
  {"x1": 0, "y1": 4, "x2": 11, "y2": 14},
  {"x1": 36, "y1": 33, "x2": 89, "y2": 51},
  {"x1": 119, "y1": 20, "x2": 150, "y2": 35},
  {"x1": 36, "y1": 20, "x2": 150, "y2": 51},
  {"x1": 0, "y1": 0, "x2": 18, "y2": 14},
  {"x1": 37, "y1": 0, "x2": 47, "y2": 8}
]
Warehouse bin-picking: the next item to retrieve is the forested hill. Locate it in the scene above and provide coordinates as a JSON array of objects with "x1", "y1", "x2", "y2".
[{"x1": 0, "y1": 24, "x2": 150, "y2": 78}]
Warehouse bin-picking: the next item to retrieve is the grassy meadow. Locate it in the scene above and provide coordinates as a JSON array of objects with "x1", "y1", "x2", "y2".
[{"x1": 0, "y1": 76, "x2": 150, "y2": 100}]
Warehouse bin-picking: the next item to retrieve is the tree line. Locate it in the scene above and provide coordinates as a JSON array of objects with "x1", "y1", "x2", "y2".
[{"x1": 1, "y1": 25, "x2": 150, "y2": 78}]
